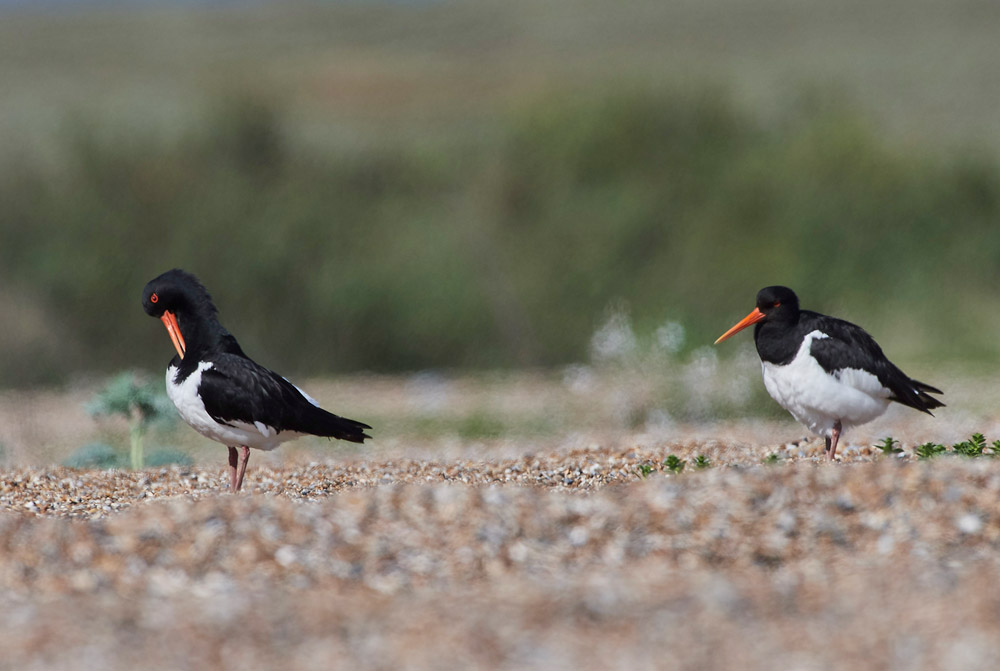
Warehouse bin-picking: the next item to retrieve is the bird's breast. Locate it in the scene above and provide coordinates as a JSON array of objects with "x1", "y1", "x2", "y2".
[{"x1": 761, "y1": 330, "x2": 891, "y2": 435}]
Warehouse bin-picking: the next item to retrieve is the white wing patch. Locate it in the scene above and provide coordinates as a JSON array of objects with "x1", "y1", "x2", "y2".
[{"x1": 284, "y1": 376, "x2": 321, "y2": 407}]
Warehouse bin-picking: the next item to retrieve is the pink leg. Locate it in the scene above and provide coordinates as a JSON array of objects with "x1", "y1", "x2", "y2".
[
  {"x1": 826, "y1": 421, "x2": 843, "y2": 461},
  {"x1": 228, "y1": 446, "x2": 238, "y2": 490},
  {"x1": 232, "y1": 446, "x2": 251, "y2": 492}
]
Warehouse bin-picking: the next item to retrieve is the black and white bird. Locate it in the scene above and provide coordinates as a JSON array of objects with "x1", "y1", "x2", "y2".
[
  {"x1": 141, "y1": 269, "x2": 371, "y2": 491},
  {"x1": 715, "y1": 286, "x2": 943, "y2": 459}
]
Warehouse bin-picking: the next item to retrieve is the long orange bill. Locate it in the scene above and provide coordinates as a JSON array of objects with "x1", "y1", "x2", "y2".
[
  {"x1": 160, "y1": 310, "x2": 186, "y2": 359},
  {"x1": 714, "y1": 307, "x2": 767, "y2": 344}
]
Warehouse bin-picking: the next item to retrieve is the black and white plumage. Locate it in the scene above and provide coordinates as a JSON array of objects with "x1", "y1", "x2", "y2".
[
  {"x1": 715, "y1": 286, "x2": 943, "y2": 460},
  {"x1": 142, "y1": 269, "x2": 371, "y2": 491}
]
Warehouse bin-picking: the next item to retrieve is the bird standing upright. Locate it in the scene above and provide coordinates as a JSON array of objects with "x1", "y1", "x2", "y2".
[
  {"x1": 141, "y1": 269, "x2": 371, "y2": 491},
  {"x1": 715, "y1": 286, "x2": 943, "y2": 459}
]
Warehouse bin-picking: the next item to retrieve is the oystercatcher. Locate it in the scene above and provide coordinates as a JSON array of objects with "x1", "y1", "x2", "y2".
[
  {"x1": 141, "y1": 269, "x2": 371, "y2": 491},
  {"x1": 714, "y1": 286, "x2": 943, "y2": 460}
]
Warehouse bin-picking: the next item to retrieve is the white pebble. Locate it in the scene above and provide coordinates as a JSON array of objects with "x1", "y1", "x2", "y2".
[{"x1": 956, "y1": 513, "x2": 982, "y2": 535}]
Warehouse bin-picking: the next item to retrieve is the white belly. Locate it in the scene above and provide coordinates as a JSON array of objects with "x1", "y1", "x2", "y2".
[
  {"x1": 166, "y1": 362, "x2": 301, "y2": 451},
  {"x1": 761, "y1": 331, "x2": 891, "y2": 438}
]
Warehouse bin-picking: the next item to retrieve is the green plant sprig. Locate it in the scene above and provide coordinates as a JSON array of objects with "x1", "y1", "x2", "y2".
[
  {"x1": 875, "y1": 437, "x2": 903, "y2": 455},
  {"x1": 879, "y1": 433, "x2": 1000, "y2": 460},
  {"x1": 663, "y1": 454, "x2": 686, "y2": 474},
  {"x1": 86, "y1": 371, "x2": 176, "y2": 470}
]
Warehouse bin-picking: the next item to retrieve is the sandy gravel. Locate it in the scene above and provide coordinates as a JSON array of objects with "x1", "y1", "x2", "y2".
[{"x1": 2, "y1": 440, "x2": 1000, "y2": 671}]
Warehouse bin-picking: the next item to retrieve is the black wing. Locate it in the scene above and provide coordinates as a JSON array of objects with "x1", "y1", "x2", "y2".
[
  {"x1": 198, "y1": 353, "x2": 372, "y2": 443},
  {"x1": 806, "y1": 312, "x2": 944, "y2": 414}
]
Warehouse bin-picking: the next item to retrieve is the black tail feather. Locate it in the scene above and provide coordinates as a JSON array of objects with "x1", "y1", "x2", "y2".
[
  {"x1": 896, "y1": 378, "x2": 945, "y2": 415},
  {"x1": 912, "y1": 379, "x2": 944, "y2": 396},
  {"x1": 302, "y1": 406, "x2": 372, "y2": 443}
]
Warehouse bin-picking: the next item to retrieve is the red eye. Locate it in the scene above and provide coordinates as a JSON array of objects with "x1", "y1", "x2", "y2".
[
  {"x1": 773, "y1": 301, "x2": 781, "y2": 308},
  {"x1": 150, "y1": 293, "x2": 159, "y2": 304}
]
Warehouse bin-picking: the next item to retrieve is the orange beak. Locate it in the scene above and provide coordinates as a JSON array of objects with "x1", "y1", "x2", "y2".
[
  {"x1": 714, "y1": 307, "x2": 767, "y2": 344},
  {"x1": 160, "y1": 310, "x2": 186, "y2": 359}
]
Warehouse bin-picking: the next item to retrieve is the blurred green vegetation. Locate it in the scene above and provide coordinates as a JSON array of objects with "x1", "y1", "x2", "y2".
[
  {"x1": 86, "y1": 371, "x2": 177, "y2": 469},
  {"x1": 62, "y1": 442, "x2": 193, "y2": 470},
  {"x1": 1, "y1": 86, "x2": 999, "y2": 385}
]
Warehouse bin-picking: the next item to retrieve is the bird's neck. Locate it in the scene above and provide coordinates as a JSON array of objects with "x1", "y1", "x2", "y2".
[
  {"x1": 753, "y1": 312, "x2": 804, "y2": 365},
  {"x1": 174, "y1": 309, "x2": 237, "y2": 359}
]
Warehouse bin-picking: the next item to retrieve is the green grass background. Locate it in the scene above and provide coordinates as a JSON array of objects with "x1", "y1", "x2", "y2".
[{"x1": 1, "y1": 0, "x2": 1000, "y2": 385}]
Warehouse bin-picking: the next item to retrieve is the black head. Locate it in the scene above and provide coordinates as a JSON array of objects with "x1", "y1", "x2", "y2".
[
  {"x1": 715, "y1": 285, "x2": 801, "y2": 344},
  {"x1": 142, "y1": 269, "x2": 217, "y2": 319},
  {"x1": 142, "y1": 269, "x2": 222, "y2": 360},
  {"x1": 754, "y1": 285, "x2": 800, "y2": 321}
]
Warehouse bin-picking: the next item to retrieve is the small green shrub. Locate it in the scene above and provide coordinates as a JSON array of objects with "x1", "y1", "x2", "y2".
[
  {"x1": 664, "y1": 454, "x2": 686, "y2": 474},
  {"x1": 87, "y1": 371, "x2": 177, "y2": 469},
  {"x1": 915, "y1": 442, "x2": 947, "y2": 460},
  {"x1": 952, "y1": 433, "x2": 988, "y2": 457},
  {"x1": 875, "y1": 437, "x2": 903, "y2": 455},
  {"x1": 881, "y1": 433, "x2": 1000, "y2": 460},
  {"x1": 693, "y1": 454, "x2": 711, "y2": 469}
]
